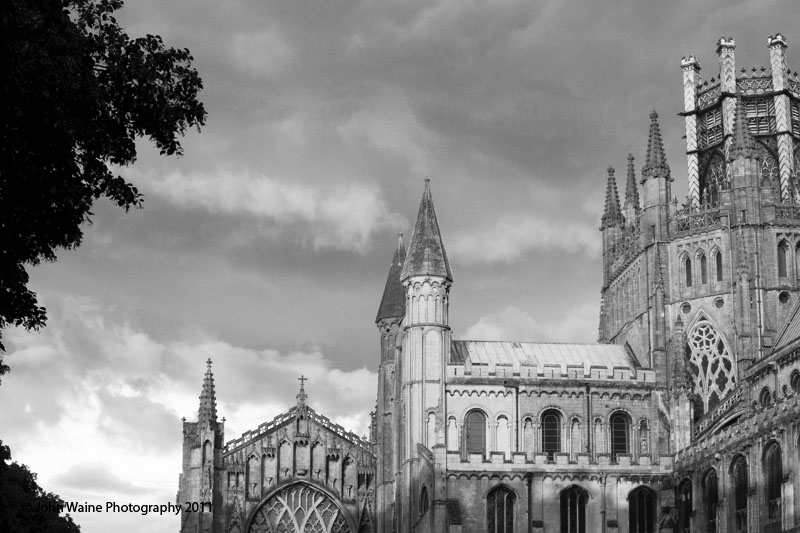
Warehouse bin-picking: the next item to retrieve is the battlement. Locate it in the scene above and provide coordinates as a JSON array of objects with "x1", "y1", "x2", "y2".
[
  {"x1": 447, "y1": 362, "x2": 655, "y2": 384},
  {"x1": 445, "y1": 450, "x2": 673, "y2": 473}
]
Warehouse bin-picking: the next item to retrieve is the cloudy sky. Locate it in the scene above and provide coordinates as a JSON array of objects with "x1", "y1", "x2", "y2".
[{"x1": 3, "y1": 0, "x2": 800, "y2": 531}]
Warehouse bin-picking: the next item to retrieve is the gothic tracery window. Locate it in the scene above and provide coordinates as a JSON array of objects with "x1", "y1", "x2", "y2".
[
  {"x1": 686, "y1": 318, "x2": 736, "y2": 416},
  {"x1": 248, "y1": 482, "x2": 351, "y2": 533},
  {"x1": 560, "y1": 486, "x2": 587, "y2": 533},
  {"x1": 629, "y1": 487, "x2": 656, "y2": 533},
  {"x1": 487, "y1": 486, "x2": 514, "y2": 533}
]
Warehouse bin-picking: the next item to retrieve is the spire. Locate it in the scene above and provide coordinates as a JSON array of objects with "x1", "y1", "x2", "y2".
[
  {"x1": 400, "y1": 180, "x2": 453, "y2": 282},
  {"x1": 728, "y1": 94, "x2": 758, "y2": 161},
  {"x1": 375, "y1": 233, "x2": 407, "y2": 322},
  {"x1": 296, "y1": 375, "x2": 308, "y2": 408},
  {"x1": 641, "y1": 111, "x2": 671, "y2": 181},
  {"x1": 624, "y1": 153, "x2": 640, "y2": 210},
  {"x1": 600, "y1": 166, "x2": 623, "y2": 229},
  {"x1": 198, "y1": 358, "x2": 217, "y2": 424}
]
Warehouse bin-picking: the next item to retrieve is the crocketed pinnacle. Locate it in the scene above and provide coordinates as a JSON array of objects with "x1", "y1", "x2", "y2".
[
  {"x1": 641, "y1": 111, "x2": 671, "y2": 182},
  {"x1": 600, "y1": 166, "x2": 623, "y2": 230},
  {"x1": 728, "y1": 94, "x2": 759, "y2": 161},
  {"x1": 625, "y1": 153, "x2": 640, "y2": 210},
  {"x1": 296, "y1": 375, "x2": 308, "y2": 408},
  {"x1": 400, "y1": 180, "x2": 453, "y2": 282},
  {"x1": 198, "y1": 358, "x2": 217, "y2": 424},
  {"x1": 375, "y1": 233, "x2": 407, "y2": 322}
]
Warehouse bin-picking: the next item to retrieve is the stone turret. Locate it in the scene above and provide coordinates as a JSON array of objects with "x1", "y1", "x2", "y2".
[{"x1": 641, "y1": 111, "x2": 671, "y2": 245}]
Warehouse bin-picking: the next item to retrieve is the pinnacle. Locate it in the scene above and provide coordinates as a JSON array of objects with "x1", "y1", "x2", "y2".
[
  {"x1": 600, "y1": 166, "x2": 623, "y2": 230},
  {"x1": 728, "y1": 94, "x2": 758, "y2": 161},
  {"x1": 625, "y1": 153, "x2": 640, "y2": 209},
  {"x1": 198, "y1": 358, "x2": 218, "y2": 424},
  {"x1": 642, "y1": 110, "x2": 671, "y2": 182},
  {"x1": 376, "y1": 233, "x2": 407, "y2": 322},
  {"x1": 400, "y1": 181, "x2": 453, "y2": 282}
]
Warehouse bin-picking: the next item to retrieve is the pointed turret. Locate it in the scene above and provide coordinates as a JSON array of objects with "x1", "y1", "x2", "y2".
[
  {"x1": 400, "y1": 180, "x2": 453, "y2": 282},
  {"x1": 600, "y1": 166, "x2": 623, "y2": 230},
  {"x1": 198, "y1": 358, "x2": 217, "y2": 424},
  {"x1": 641, "y1": 111, "x2": 671, "y2": 182},
  {"x1": 624, "y1": 153, "x2": 640, "y2": 210},
  {"x1": 376, "y1": 233, "x2": 407, "y2": 322},
  {"x1": 728, "y1": 95, "x2": 759, "y2": 161}
]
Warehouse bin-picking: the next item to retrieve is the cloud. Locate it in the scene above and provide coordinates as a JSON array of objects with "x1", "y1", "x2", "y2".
[
  {"x1": 461, "y1": 304, "x2": 598, "y2": 343},
  {"x1": 55, "y1": 464, "x2": 149, "y2": 495},
  {"x1": 130, "y1": 169, "x2": 406, "y2": 253},
  {"x1": 449, "y1": 214, "x2": 600, "y2": 264}
]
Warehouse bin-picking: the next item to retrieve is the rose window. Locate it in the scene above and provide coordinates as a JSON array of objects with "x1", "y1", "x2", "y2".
[{"x1": 686, "y1": 319, "x2": 736, "y2": 416}]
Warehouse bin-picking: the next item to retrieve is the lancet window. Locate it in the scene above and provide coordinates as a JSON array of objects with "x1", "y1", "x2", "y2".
[
  {"x1": 764, "y1": 442, "x2": 783, "y2": 530},
  {"x1": 699, "y1": 252, "x2": 708, "y2": 284},
  {"x1": 609, "y1": 412, "x2": 629, "y2": 461},
  {"x1": 686, "y1": 318, "x2": 736, "y2": 416},
  {"x1": 560, "y1": 486, "x2": 587, "y2": 533},
  {"x1": 731, "y1": 455, "x2": 748, "y2": 533},
  {"x1": 541, "y1": 409, "x2": 561, "y2": 460},
  {"x1": 487, "y1": 486, "x2": 514, "y2": 533},
  {"x1": 779, "y1": 240, "x2": 789, "y2": 278},
  {"x1": 703, "y1": 469, "x2": 718, "y2": 532},
  {"x1": 464, "y1": 410, "x2": 487, "y2": 455},
  {"x1": 715, "y1": 250, "x2": 723, "y2": 281},
  {"x1": 684, "y1": 256, "x2": 693, "y2": 288},
  {"x1": 629, "y1": 487, "x2": 656, "y2": 533},
  {"x1": 677, "y1": 480, "x2": 692, "y2": 533}
]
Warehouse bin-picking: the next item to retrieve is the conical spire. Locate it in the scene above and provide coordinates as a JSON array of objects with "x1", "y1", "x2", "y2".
[
  {"x1": 600, "y1": 166, "x2": 623, "y2": 229},
  {"x1": 624, "y1": 153, "x2": 640, "y2": 210},
  {"x1": 198, "y1": 358, "x2": 217, "y2": 424},
  {"x1": 641, "y1": 111, "x2": 671, "y2": 181},
  {"x1": 400, "y1": 180, "x2": 453, "y2": 282},
  {"x1": 728, "y1": 94, "x2": 758, "y2": 161},
  {"x1": 376, "y1": 233, "x2": 407, "y2": 322}
]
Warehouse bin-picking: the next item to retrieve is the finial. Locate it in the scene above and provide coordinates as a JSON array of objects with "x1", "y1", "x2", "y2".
[
  {"x1": 296, "y1": 375, "x2": 308, "y2": 407},
  {"x1": 206, "y1": 358, "x2": 212, "y2": 370},
  {"x1": 608, "y1": 166, "x2": 615, "y2": 176},
  {"x1": 716, "y1": 37, "x2": 736, "y2": 53},
  {"x1": 650, "y1": 109, "x2": 658, "y2": 121},
  {"x1": 768, "y1": 34, "x2": 787, "y2": 49}
]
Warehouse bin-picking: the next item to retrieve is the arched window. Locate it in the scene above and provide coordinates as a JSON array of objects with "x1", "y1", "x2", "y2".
[
  {"x1": 686, "y1": 318, "x2": 736, "y2": 416},
  {"x1": 685, "y1": 256, "x2": 693, "y2": 288},
  {"x1": 677, "y1": 479, "x2": 692, "y2": 533},
  {"x1": 541, "y1": 409, "x2": 561, "y2": 460},
  {"x1": 703, "y1": 469, "x2": 718, "y2": 532},
  {"x1": 610, "y1": 412, "x2": 629, "y2": 461},
  {"x1": 464, "y1": 410, "x2": 487, "y2": 455},
  {"x1": 715, "y1": 250, "x2": 723, "y2": 282},
  {"x1": 420, "y1": 486, "x2": 429, "y2": 516},
  {"x1": 779, "y1": 241, "x2": 789, "y2": 278},
  {"x1": 700, "y1": 253, "x2": 708, "y2": 284},
  {"x1": 560, "y1": 486, "x2": 587, "y2": 533},
  {"x1": 496, "y1": 416, "x2": 511, "y2": 457},
  {"x1": 760, "y1": 387, "x2": 772, "y2": 408},
  {"x1": 764, "y1": 442, "x2": 783, "y2": 530},
  {"x1": 791, "y1": 371, "x2": 800, "y2": 394},
  {"x1": 522, "y1": 417, "x2": 534, "y2": 453},
  {"x1": 731, "y1": 455, "x2": 747, "y2": 533},
  {"x1": 487, "y1": 486, "x2": 514, "y2": 533},
  {"x1": 629, "y1": 487, "x2": 656, "y2": 533}
]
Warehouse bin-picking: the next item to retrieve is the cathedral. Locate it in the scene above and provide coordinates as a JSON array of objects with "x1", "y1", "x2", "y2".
[{"x1": 178, "y1": 34, "x2": 800, "y2": 532}]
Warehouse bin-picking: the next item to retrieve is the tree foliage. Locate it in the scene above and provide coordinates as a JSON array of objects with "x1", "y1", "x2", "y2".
[
  {"x1": 0, "y1": 0, "x2": 206, "y2": 366},
  {"x1": 0, "y1": 440, "x2": 81, "y2": 532}
]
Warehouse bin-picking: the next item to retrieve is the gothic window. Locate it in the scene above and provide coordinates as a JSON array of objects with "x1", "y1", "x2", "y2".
[
  {"x1": 759, "y1": 145, "x2": 779, "y2": 187},
  {"x1": 496, "y1": 416, "x2": 511, "y2": 457},
  {"x1": 715, "y1": 250, "x2": 724, "y2": 282},
  {"x1": 699, "y1": 253, "x2": 708, "y2": 284},
  {"x1": 247, "y1": 455, "x2": 260, "y2": 500},
  {"x1": 487, "y1": 486, "x2": 514, "y2": 533},
  {"x1": 764, "y1": 441, "x2": 783, "y2": 529},
  {"x1": 700, "y1": 106, "x2": 724, "y2": 148},
  {"x1": 610, "y1": 412, "x2": 629, "y2": 461},
  {"x1": 779, "y1": 240, "x2": 790, "y2": 278},
  {"x1": 420, "y1": 486, "x2": 429, "y2": 516},
  {"x1": 629, "y1": 487, "x2": 656, "y2": 533},
  {"x1": 760, "y1": 387, "x2": 773, "y2": 408},
  {"x1": 791, "y1": 370, "x2": 800, "y2": 394},
  {"x1": 465, "y1": 410, "x2": 487, "y2": 455},
  {"x1": 702, "y1": 154, "x2": 726, "y2": 205},
  {"x1": 686, "y1": 318, "x2": 736, "y2": 416},
  {"x1": 744, "y1": 97, "x2": 776, "y2": 135},
  {"x1": 731, "y1": 455, "x2": 748, "y2": 533},
  {"x1": 248, "y1": 482, "x2": 350, "y2": 533},
  {"x1": 541, "y1": 409, "x2": 561, "y2": 460},
  {"x1": 560, "y1": 486, "x2": 587, "y2": 533},
  {"x1": 684, "y1": 256, "x2": 693, "y2": 288},
  {"x1": 703, "y1": 469, "x2": 718, "y2": 533},
  {"x1": 677, "y1": 479, "x2": 692, "y2": 533}
]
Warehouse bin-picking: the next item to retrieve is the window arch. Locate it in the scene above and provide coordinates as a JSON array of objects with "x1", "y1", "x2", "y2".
[
  {"x1": 522, "y1": 417, "x2": 534, "y2": 453},
  {"x1": 560, "y1": 486, "x2": 587, "y2": 533},
  {"x1": 778, "y1": 240, "x2": 789, "y2": 278},
  {"x1": 699, "y1": 252, "x2": 708, "y2": 285},
  {"x1": 677, "y1": 479, "x2": 692, "y2": 533},
  {"x1": 487, "y1": 485, "x2": 514, "y2": 533},
  {"x1": 791, "y1": 371, "x2": 800, "y2": 394},
  {"x1": 714, "y1": 249, "x2": 723, "y2": 282},
  {"x1": 464, "y1": 410, "x2": 487, "y2": 455},
  {"x1": 629, "y1": 487, "x2": 656, "y2": 533},
  {"x1": 541, "y1": 409, "x2": 562, "y2": 460},
  {"x1": 686, "y1": 317, "x2": 736, "y2": 417},
  {"x1": 760, "y1": 387, "x2": 773, "y2": 408},
  {"x1": 609, "y1": 412, "x2": 629, "y2": 461},
  {"x1": 419, "y1": 486, "x2": 429, "y2": 516},
  {"x1": 496, "y1": 415, "x2": 511, "y2": 457},
  {"x1": 764, "y1": 441, "x2": 783, "y2": 530},
  {"x1": 684, "y1": 255, "x2": 693, "y2": 288},
  {"x1": 731, "y1": 455, "x2": 747, "y2": 532},
  {"x1": 703, "y1": 468, "x2": 718, "y2": 532}
]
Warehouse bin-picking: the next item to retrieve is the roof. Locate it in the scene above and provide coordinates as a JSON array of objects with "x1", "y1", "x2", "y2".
[
  {"x1": 450, "y1": 340, "x2": 640, "y2": 372},
  {"x1": 641, "y1": 110, "x2": 670, "y2": 181},
  {"x1": 375, "y1": 234, "x2": 406, "y2": 322},
  {"x1": 771, "y1": 294, "x2": 800, "y2": 354},
  {"x1": 600, "y1": 166, "x2": 623, "y2": 229},
  {"x1": 400, "y1": 180, "x2": 453, "y2": 282}
]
